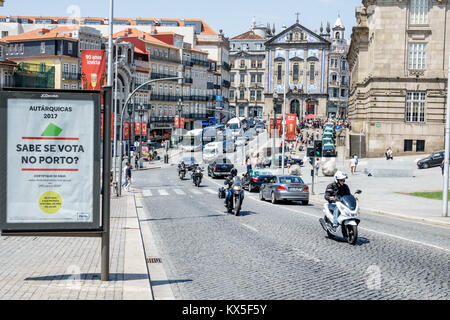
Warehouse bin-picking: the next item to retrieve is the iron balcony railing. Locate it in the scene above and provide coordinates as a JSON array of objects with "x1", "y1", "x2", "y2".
[
  {"x1": 62, "y1": 72, "x2": 81, "y2": 81},
  {"x1": 151, "y1": 72, "x2": 179, "y2": 82},
  {"x1": 149, "y1": 54, "x2": 180, "y2": 64}
]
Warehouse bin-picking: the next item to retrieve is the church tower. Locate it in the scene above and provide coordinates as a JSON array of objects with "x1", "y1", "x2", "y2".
[{"x1": 332, "y1": 15, "x2": 345, "y2": 40}]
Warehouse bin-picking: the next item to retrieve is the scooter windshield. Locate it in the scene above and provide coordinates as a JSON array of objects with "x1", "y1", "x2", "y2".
[{"x1": 341, "y1": 195, "x2": 357, "y2": 211}]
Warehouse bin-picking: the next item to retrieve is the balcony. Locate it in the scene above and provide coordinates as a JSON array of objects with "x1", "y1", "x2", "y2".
[
  {"x1": 133, "y1": 103, "x2": 151, "y2": 110},
  {"x1": 151, "y1": 72, "x2": 179, "y2": 82},
  {"x1": 207, "y1": 82, "x2": 214, "y2": 90},
  {"x1": 222, "y1": 61, "x2": 231, "y2": 71},
  {"x1": 150, "y1": 94, "x2": 181, "y2": 102},
  {"x1": 135, "y1": 83, "x2": 150, "y2": 91},
  {"x1": 192, "y1": 59, "x2": 209, "y2": 67},
  {"x1": 184, "y1": 77, "x2": 193, "y2": 84},
  {"x1": 214, "y1": 84, "x2": 221, "y2": 89},
  {"x1": 149, "y1": 54, "x2": 180, "y2": 64},
  {"x1": 222, "y1": 80, "x2": 230, "y2": 87},
  {"x1": 183, "y1": 60, "x2": 194, "y2": 67},
  {"x1": 62, "y1": 72, "x2": 81, "y2": 81}
]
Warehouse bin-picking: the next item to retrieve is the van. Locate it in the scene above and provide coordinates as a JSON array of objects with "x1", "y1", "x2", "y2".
[{"x1": 203, "y1": 142, "x2": 221, "y2": 163}]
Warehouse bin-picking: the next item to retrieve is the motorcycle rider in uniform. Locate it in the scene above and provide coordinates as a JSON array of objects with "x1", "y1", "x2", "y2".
[
  {"x1": 224, "y1": 168, "x2": 238, "y2": 207},
  {"x1": 178, "y1": 161, "x2": 186, "y2": 175},
  {"x1": 324, "y1": 171, "x2": 353, "y2": 230}
]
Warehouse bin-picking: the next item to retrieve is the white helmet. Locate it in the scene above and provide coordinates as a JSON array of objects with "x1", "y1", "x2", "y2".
[{"x1": 334, "y1": 171, "x2": 348, "y2": 183}]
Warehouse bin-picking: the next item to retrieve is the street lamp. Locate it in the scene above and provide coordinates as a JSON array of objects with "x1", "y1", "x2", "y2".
[
  {"x1": 127, "y1": 103, "x2": 133, "y2": 160},
  {"x1": 138, "y1": 103, "x2": 145, "y2": 152},
  {"x1": 272, "y1": 92, "x2": 278, "y2": 169}
]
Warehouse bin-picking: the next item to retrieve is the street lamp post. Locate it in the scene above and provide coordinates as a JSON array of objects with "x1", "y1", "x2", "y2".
[
  {"x1": 127, "y1": 103, "x2": 133, "y2": 160},
  {"x1": 272, "y1": 93, "x2": 278, "y2": 169},
  {"x1": 138, "y1": 104, "x2": 144, "y2": 154}
]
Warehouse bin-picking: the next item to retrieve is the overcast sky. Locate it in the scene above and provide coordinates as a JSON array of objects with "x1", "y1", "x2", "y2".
[{"x1": 1, "y1": 0, "x2": 363, "y2": 39}]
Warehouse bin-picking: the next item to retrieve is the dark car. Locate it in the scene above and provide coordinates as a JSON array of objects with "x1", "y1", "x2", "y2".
[
  {"x1": 208, "y1": 158, "x2": 234, "y2": 178},
  {"x1": 242, "y1": 169, "x2": 276, "y2": 192},
  {"x1": 417, "y1": 151, "x2": 445, "y2": 169},
  {"x1": 259, "y1": 175, "x2": 310, "y2": 205},
  {"x1": 322, "y1": 144, "x2": 337, "y2": 157},
  {"x1": 263, "y1": 154, "x2": 303, "y2": 168}
]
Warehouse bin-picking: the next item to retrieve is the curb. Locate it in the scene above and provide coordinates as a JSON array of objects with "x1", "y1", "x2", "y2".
[{"x1": 308, "y1": 196, "x2": 450, "y2": 229}]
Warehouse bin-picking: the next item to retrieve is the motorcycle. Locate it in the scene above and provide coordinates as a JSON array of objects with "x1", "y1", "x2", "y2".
[
  {"x1": 178, "y1": 166, "x2": 186, "y2": 180},
  {"x1": 319, "y1": 190, "x2": 362, "y2": 245},
  {"x1": 192, "y1": 167, "x2": 203, "y2": 187},
  {"x1": 225, "y1": 176, "x2": 245, "y2": 216}
]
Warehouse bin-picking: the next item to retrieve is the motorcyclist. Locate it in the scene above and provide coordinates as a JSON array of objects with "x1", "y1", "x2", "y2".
[
  {"x1": 324, "y1": 171, "x2": 352, "y2": 229},
  {"x1": 178, "y1": 161, "x2": 186, "y2": 172},
  {"x1": 224, "y1": 168, "x2": 238, "y2": 206}
]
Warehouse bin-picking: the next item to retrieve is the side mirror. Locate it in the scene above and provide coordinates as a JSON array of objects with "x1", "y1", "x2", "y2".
[{"x1": 355, "y1": 190, "x2": 362, "y2": 194}]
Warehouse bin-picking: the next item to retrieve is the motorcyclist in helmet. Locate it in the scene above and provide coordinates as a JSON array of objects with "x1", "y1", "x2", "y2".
[
  {"x1": 178, "y1": 161, "x2": 186, "y2": 173},
  {"x1": 224, "y1": 168, "x2": 238, "y2": 206},
  {"x1": 324, "y1": 171, "x2": 352, "y2": 229}
]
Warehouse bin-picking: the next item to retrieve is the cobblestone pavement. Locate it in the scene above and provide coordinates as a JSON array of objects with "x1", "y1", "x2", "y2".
[
  {"x1": 0, "y1": 195, "x2": 142, "y2": 300},
  {"x1": 135, "y1": 167, "x2": 450, "y2": 300}
]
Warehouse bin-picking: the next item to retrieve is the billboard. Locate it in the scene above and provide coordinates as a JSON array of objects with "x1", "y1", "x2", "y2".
[
  {"x1": 269, "y1": 118, "x2": 283, "y2": 138},
  {"x1": 0, "y1": 90, "x2": 101, "y2": 232},
  {"x1": 174, "y1": 116, "x2": 185, "y2": 128},
  {"x1": 81, "y1": 50, "x2": 106, "y2": 91},
  {"x1": 286, "y1": 114, "x2": 298, "y2": 141}
]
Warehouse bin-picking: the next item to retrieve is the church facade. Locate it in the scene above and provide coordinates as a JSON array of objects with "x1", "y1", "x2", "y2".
[{"x1": 263, "y1": 19, "x2": 331, "y2": 122}]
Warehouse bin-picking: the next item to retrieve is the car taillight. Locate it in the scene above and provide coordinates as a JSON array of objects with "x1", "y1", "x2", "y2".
[
  {"x1": 252, "y1": 178, "x2": 259, "y2": 182},
  {"x1": 214, "y1": 166, "x2": 217, "y2": 171},
  {"x1": 278, "y1": 186, "x2": 287, "y2": 191},
  {"x1": 304, "y1": 186, "x2": 309, "y2": 191}
]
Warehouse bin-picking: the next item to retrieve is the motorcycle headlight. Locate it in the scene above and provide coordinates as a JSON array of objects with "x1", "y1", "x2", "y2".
[{"x1": 233, "y1": 186, "x2": 242, "y2": 191}]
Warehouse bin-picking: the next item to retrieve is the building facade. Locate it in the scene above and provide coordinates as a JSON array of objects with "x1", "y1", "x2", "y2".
[
  {"x1": 327, "y1": 16, "x2": 351, "y2": 118},
  {"x1": 347, "y1": 0, "x2": 449, "y2": 158},
  {"x1": 0, "y1": 41, "x2": 15, "y2": 88},
  {"x1": 263, "y1": 19, "x2": 331, "y2": 122},
  {"x1": 229, "y1": 20, "x2": 270, "y2": 119}
]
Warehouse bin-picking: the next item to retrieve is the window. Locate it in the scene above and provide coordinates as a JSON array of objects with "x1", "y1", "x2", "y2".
[
  {"x1": 404, "y1": 140, "x2": 413, "y2": 152},
  {"x1": 257, "y1": 60, "x2": 262, "y2": 68},
  {"x1": 309, "y1": 63, "x2": 315, "y2": 83},
  {"x1": 331, "y1": 58, "x2": 338, "y2": 68},
  {"x1": 331, "y1": 73, "x2": 337, "y2": 84},
  {"x1": 251, "y1": 60, "x2": 256, "y2": 68},
  {"x1": 256, "y1": 90, "x2": 262, "y2": 101},
  {"x1": 20, "y1": 44, "x2": 24, "y2": 54},
  {"x1": 250, "y1": 90, "x2": 255, "y2": 100},
  {"x1": 257, "y1": 74, "x2": 262, "y2": 83},
  {"x1": 251, "y1": 74, "x2": 256, "y2": 83},
  {"x1": 416, "y1": 140, "x2": 425, "y2": 152},
  {"x1": 230, "y1": 89, "x2": 235, "y2": 98},
  {"x1": 341, "y1": 76, "x2": 347, "y2": 85},
  {"x1": 240, "y1": 74, "x2": 245, "y2": 83},
  {"x1": 71, "y1": 64, "x2": 77, "y2": 74},
  {"x1": 71, "y1": 84, "x2": 78, "y2": 90},
  {"x1": 341, "y1": 89, "x2": 346, "y2": 97},
  {"x1": 239, "y1": 90, "x2": 245, "y2": 100},
  {"x1": 405, "y1": 92, "x2": 426, "y2": 122},
  {"x1": 68, "y1": 42, "x2": 73, "y2": 54},
  {"x1": 63, "y1": 84, "x2": 70, "y2": 90},
  {"x1": 408, "y1": 43, "x2": 427, "y2": 70},
  {"x1": 231, "y1": 73, "x2": 235, "y2": 82},
  {"x1": 240, "y1": 60, "x2": 245, "y2": 68},
  {"x1": 341, "y1": 60, "x2": 347, "y2": 70},
  {"x1": 332, "y1": 88, "x2": 339, "y2": 98},
  {"x1": 410, "y1": 0, "x2": 429, "y2": 25},
  {"x1": 277, "y1": 64, "x2": 282, "y2": 82},
  {"x1": 293, "y1": 63, "x2": 299, "y2": 81},
  {"x1": 63, "y1": 63, "x2": 69, "y2": 73},
  {"x1": 40, "y1": 42, "x2": 46, "y2": 54}
]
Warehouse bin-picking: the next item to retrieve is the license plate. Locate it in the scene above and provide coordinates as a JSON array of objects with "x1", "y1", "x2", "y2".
[{"x1": 289, "y1": 188, "x2": 302, "y2": 192}]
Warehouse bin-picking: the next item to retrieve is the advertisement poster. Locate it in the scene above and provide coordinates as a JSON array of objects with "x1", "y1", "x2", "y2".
[
  {"x1": 124, "y1": 122, "x2": 130, "y2": 140},
  {"x1": 142, "y1": 122, "x2": 147, "y2": 136},
  {"x1": 174, "y1": 117, "x2": 185, "y2": 128},
  {"x1": 6, "y1": 98, "x2": 95, "y2": 224},
  {"x1": 81, "y1": 50, "x2": 106, "y2": 90},
  {"x1": 135, "y1": 122, "x2": 141, "y2": 135},
  {"x1": 269, "y1": 118, "x2": 283, "y2": 138},
  {"x1": 286, "y1": 114, "x2": 298, "y2": 141}
]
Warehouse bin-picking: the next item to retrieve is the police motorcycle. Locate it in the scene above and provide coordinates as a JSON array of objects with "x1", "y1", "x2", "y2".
[
  {"x1": 319, "y1": 190, "x2": 362, "y2": 245},
  {"x1": 192, "y1": 165, "x2": 204, "y2": 187},
  {"x1": 178, "y1": 162, "x2": 187, "y2": 180},
  {"x1": 218, "y1": 174, "x2": 244, "y2": 216}
]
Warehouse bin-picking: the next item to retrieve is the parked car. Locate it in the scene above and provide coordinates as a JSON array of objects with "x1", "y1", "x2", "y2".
[
  {"x1": 263, "y1": 154, "x2": 303, "y2": 168},
  {"x1": 242, "y1": 169, "x2": 276, "y2": 192},
  {"x1": 417, "y1": 151, "x2": 445, "y2": 169},
  {"x1": 259, "y1": 175, "x2": 310, "y2": 205},
  {"x1": 322, "y1": 143, "x2": 337, "y2": 157},
  {"x1": 208, "y1": 158, "x2": 234, "y2": 178}
]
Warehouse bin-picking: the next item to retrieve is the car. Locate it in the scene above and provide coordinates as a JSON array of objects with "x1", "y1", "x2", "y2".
[
  {"x1": 263, "y1": 154, "x2": 304, "y2": 168},
  {"x1": 241, "y1": 169, "x2": 276, "y2": 192},
  {"x1": 322, "y1": 137, "x2": 334, "y2": 145},
  {"x1": 322, "y1": 143, "x2": 337, "y2": 157},
  {"x1": 259, "y1": 175, "x2": 310, "y2": 205},
  {"x1": 417, "y1": 151, "x2": 446, "y2": 169},
  {"x1": 322, "y1": 132, "x2": 334, "y2": 140},
  {"x1": 324, "y1": 127, "x2": 334, "y2": 134},
  {"x1": 208, "y1": 158, "x2": 234, "y2": 178},
  {"x1": 324, "y1": 123, "x2": 334, "y2": 129},
  {"x1": 255, "y1": 123, "x2": 265, "y2": 133}
]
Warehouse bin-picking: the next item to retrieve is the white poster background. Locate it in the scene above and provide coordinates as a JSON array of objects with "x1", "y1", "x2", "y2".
[{"x1": 7, "y1": 98, "x2": 94, "y2": 223}]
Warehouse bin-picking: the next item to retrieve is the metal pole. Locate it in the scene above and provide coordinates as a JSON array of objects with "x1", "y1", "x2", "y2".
[
  {"x1": 113, "y1": 44, "x2": 118, "y2": 194},
  {"x1": 312, "y1": 157, "x2": 315, "y2": 195},
  {"x1": 272, "y1": 105, "x2": 276, "y2": 170},
  {"x1": 101, "y1": 86, "x2": 112, "y2": 281},
  {"x1": 107, "y1": 0, "x2": 114, "y2": 86},
  {"x1": 443, "y1": 44, "x2": 450, "y2": 217},
  {"x1": 282, "y1": 49, "x2": 288, "y2": 174}
]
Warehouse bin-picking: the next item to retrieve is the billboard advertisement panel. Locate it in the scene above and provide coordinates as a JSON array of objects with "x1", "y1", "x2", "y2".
[
  {"x1": 286, "y1": 114, "x2": 298, "y2": 141},
  {"x1": 81, "y1": 50, "x2": 106, "y2": 91}
]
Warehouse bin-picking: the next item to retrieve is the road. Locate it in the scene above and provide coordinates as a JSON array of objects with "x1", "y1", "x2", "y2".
[{"x1": 132, "y1": 161, "x2": 450, "y2": 300}]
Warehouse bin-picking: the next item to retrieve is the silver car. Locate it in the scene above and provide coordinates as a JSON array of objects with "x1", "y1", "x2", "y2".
[{"x1": 259, "y1": 175, "x2": 310, "y2": 205}]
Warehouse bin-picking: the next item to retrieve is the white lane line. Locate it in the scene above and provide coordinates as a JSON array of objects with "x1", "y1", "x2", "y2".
[
  {"x1": 173, "y1": 189, "x2": 186, "y2": 195},
  {"x1": 190, "y1": 189, "x2": 203, "y2": 195},
  {"x1": 142, "y1": 190, "x2": 152, "y2": 197},
  {"x1": 159, "y1": 189, "x2": 169, "y2": 196},
  {"x1": 242, "y1": 223, "x2": 258, "y2": 233},
  {"x1": 205, "y1": 188, "x2": 217, "y2": 194},
  {"x1": 204, "y1": 175, "x2": 450, "y2": 253}
]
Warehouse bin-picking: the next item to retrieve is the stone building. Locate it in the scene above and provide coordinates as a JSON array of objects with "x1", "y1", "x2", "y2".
[
  {"x1": 263, "y1": 17, "x2": 331, "y2": 122},
  {"x1": 347, "y1": 0, "x2": 449, "y2": 158},
  {"x1": 327, "y1": 16, "x2": 351, "y2": 118},
  {"x1": 229, "y1": 18, "x2": 272, "y2": 119}
]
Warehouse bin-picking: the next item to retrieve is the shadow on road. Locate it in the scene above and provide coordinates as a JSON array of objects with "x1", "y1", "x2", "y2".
[
  {"x1": 25, "y1": 273, "x2": 148, "y2": 282},
  {"x1": 151, "y1": 279, "x2": 193, "y2": 287},
  {"x1": 140, "y1": 214, "x2": 224, "y2": 222}
]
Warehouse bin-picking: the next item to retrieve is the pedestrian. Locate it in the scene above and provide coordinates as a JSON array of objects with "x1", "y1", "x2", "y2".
[
  {"x1": 246, "y1": 156, "x2": 252, "y2": 173},
  {"x1": 135, "y1": 153, "x2": 139, "y2": 170},
  {"x1": 315, "y1": 158, "x2": 320, "y2": 176},
  {"x1": 124, "y1": 162, "x2": 132, "y2": 191},
  {"x1": 350, "y1": 157, "x2": 357, "y2": 175},
  {"x1": 386, "y1": 147, "x2": 393, "y2": 160},
  {"x1": 287, "y1": 156, "x2": 294, "y2": 173},
  {"x1": 441, "y1": 160, "x2": 445, "y2": 176}
]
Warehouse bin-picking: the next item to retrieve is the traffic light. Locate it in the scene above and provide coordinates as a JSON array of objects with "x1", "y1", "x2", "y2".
[
  {"x1": 314, "y1": 140, "x2": 323, "y2": 157},
  {"x1": 307, "y1": 147, "x2": 315, "y2": 158}
]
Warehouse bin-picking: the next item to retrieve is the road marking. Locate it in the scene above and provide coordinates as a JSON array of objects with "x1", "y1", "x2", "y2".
[
  {"x1": 142, "y1": 190, "x2": 152, "y2": 197},
  {"x1": 173, "y1": 189, "x2": 186, "y2": 195},
  {"x1": 242, "y1": 223, "x2": 258, "y2": 233},
  {"x1": 204, "y1": 188, "x2": 217, "y2": 194},
  {"x1": 190, "y1": 189, "x2": 202, "y2": 195},
  {"x1": 159, "y1": 189, "x2": 169, "y2": 196},
  {"x1": 204, "y1": 175, "x2": 450, "y2": 253}
]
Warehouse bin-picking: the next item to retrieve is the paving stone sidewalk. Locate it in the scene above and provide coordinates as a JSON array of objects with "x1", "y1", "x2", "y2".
[{"x1": 0, "y1": 193, "x2": 152, "y2": 300}]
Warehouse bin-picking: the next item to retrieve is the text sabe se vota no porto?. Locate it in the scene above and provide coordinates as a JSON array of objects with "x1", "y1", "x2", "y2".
[{"x1": 17, "y1": 144, "x2": 85, "y2": 165}]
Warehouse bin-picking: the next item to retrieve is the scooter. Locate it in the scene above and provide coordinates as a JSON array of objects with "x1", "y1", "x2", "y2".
[
  {"x1": 225, "y1": 176, "x2": 245, "y2": 216},
  {"x1": 192, "y1": 167, "x2": 203, "y2": 187},
  {"x1": 319, "y1": 190, "x2": 362, "y2": 245}
]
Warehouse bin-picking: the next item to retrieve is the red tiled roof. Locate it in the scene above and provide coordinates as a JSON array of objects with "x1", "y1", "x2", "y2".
[
  {"x1": 1, "y1": 26, "x2": 80, "y2": 42},
  {"x1": 231, "y1": 30, "x2": 263, "y2": 40}
]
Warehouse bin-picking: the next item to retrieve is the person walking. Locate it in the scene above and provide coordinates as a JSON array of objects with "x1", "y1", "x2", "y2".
[
  {"x1": 124, "y1": 162, "x2": 132, "y2": 191},
  {"x1": 315, "y1": 158, "x2": 320, "y2": 176},
  {"x1": 350, "y1": 156, "x2": 357, "y2": 175},
  {"x1": 386, "y1": 147, "x2": 393, "y2": 160},
  {"x1": 246, "y1": 156, "x2": 252, "y2": 173},
  {"x1": 134, "y1": 153, "x2": 140, "y2": 170}
]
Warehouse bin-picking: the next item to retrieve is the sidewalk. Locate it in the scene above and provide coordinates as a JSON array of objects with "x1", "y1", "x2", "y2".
[
  {"x1": 0, "y1": 191, "x2": 153, "y2": 300},
  {"x1": 299, "y1": 155, "x2": 450, "y2": 228}
]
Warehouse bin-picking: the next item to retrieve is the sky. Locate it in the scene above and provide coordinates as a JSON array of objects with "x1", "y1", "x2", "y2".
[{"x1": 1, "y1": 0, "x2": 363, "y2": 38}]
